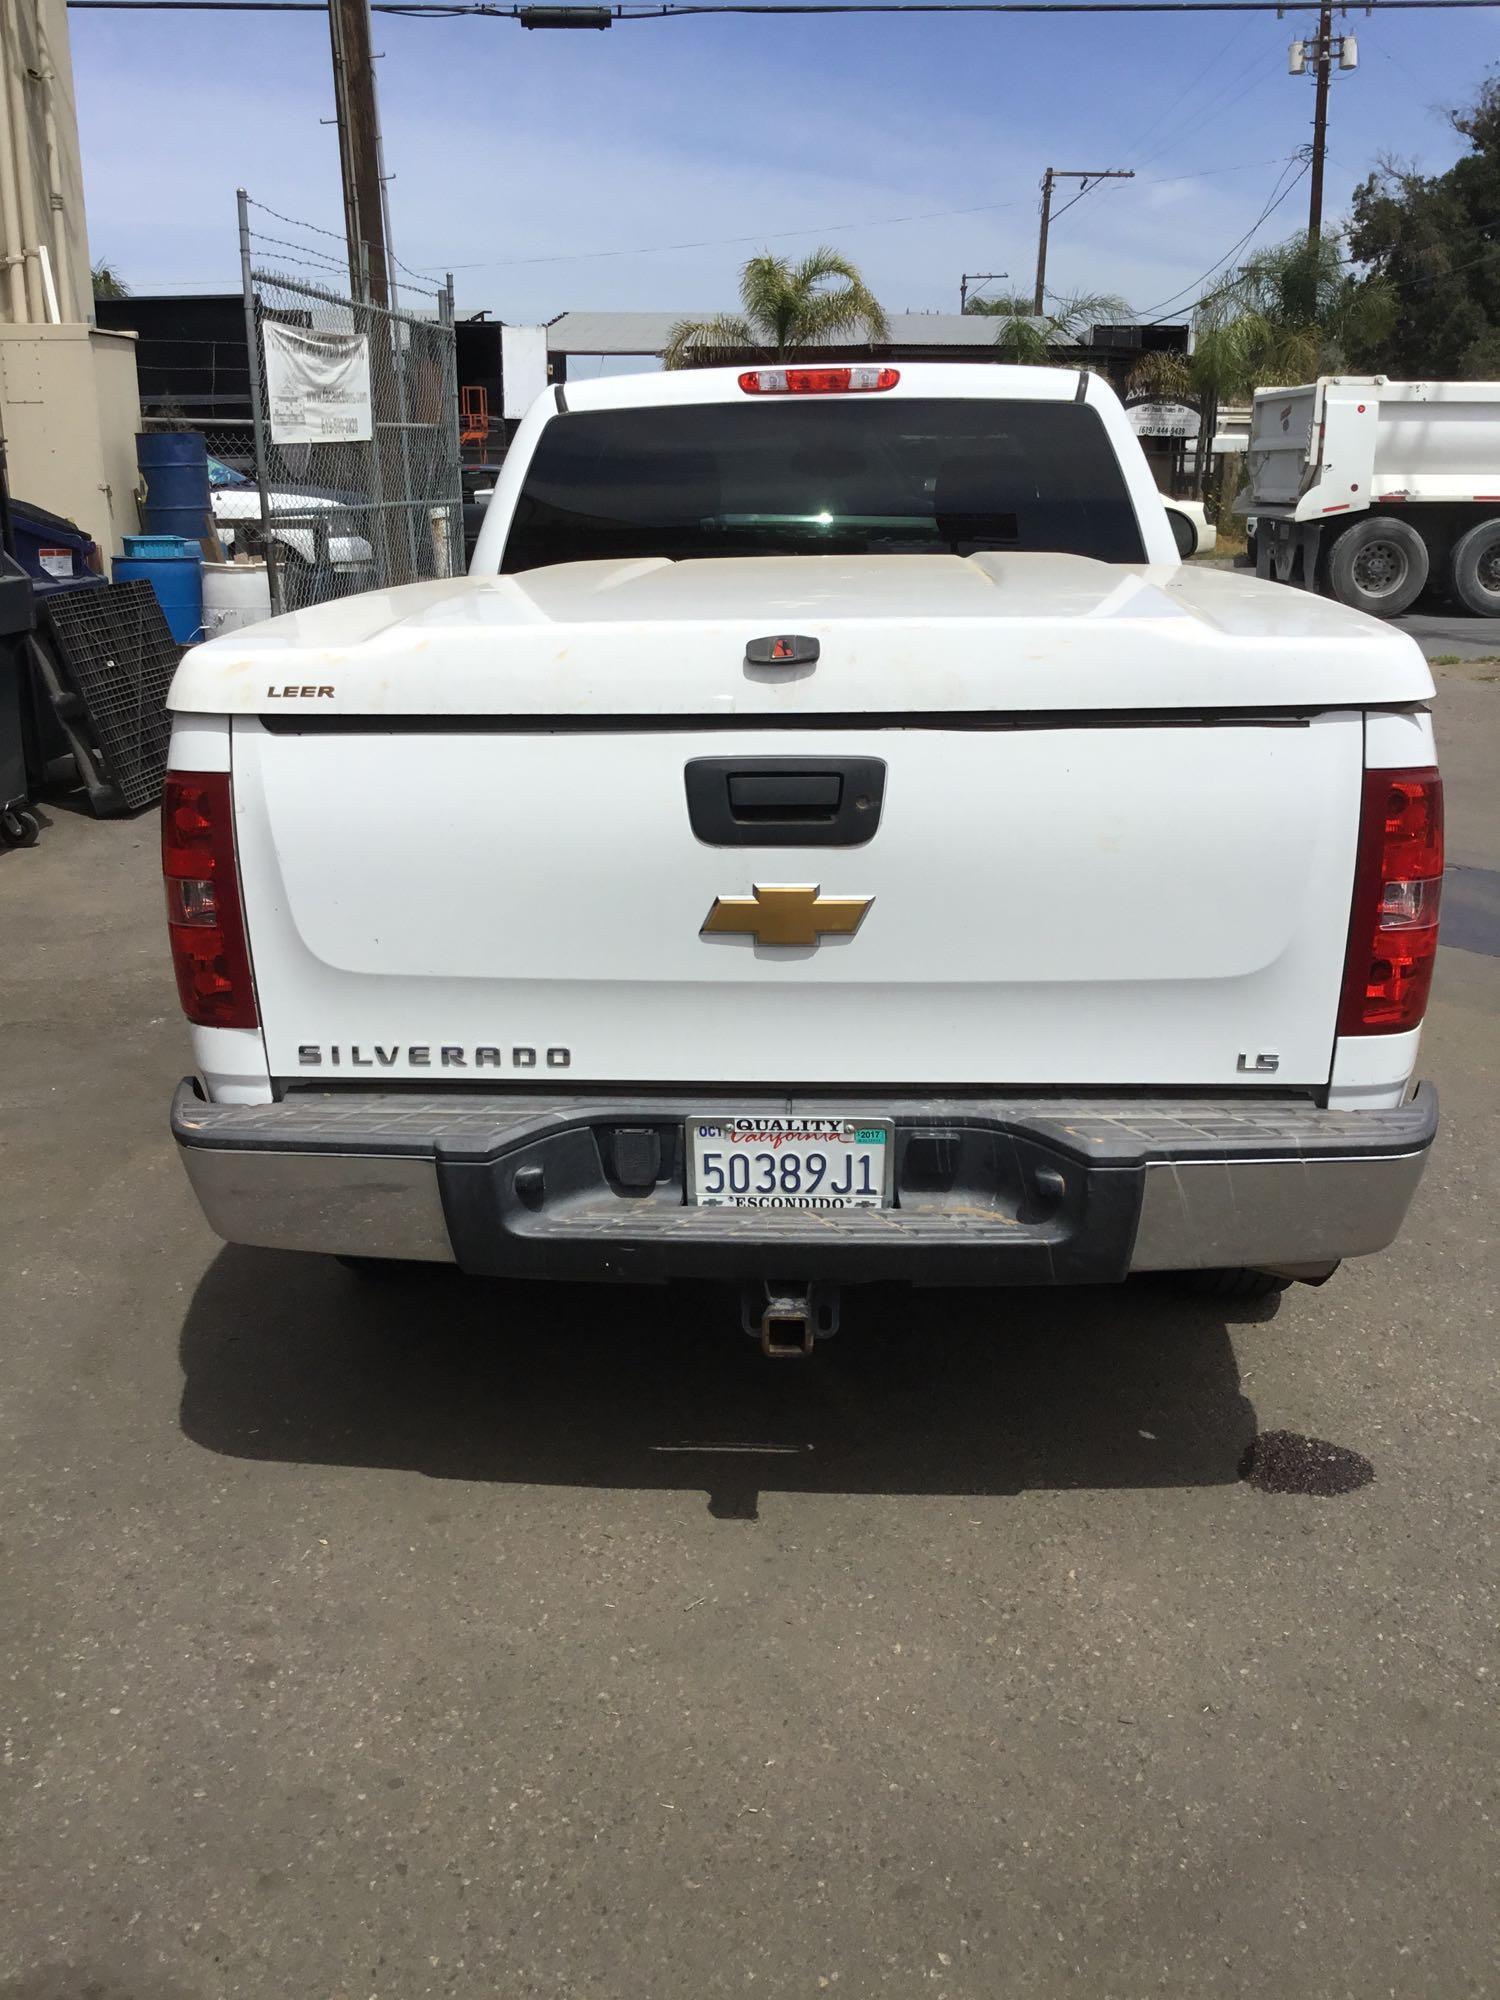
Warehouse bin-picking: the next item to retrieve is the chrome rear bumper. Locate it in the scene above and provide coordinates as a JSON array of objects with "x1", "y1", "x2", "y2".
[{"x1": 172, "y1": 1082, "x2": 1437, "y2": 1284}]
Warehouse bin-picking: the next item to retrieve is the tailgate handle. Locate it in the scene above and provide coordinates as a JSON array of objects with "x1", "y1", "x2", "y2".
[
  {"x1": 727, "y1": 771, "x2": 842, "y2": 819},
  {"x1": 685, "y1": 757, "x2": 886, "y2": 847}
]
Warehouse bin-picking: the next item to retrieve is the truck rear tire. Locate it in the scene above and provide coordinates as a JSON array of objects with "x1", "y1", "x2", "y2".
[
  {"x1": 1326, "y1": 516, "x2": 1429, "y2": 618},
  {"x1": 1449, "y1": 517, "x2": 1500, "y2": 618},
  {"x1": 334, "y1": 1254, "x2": 433, "y2": 1283},
  {"x1": 1177, "y1": 1268, "x2": 1292, "y2": 1300}
]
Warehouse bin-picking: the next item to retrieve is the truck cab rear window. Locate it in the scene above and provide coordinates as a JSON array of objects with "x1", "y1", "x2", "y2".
[{"x1": 499, "y1": 399, "x2": 1147, "y2": 571}]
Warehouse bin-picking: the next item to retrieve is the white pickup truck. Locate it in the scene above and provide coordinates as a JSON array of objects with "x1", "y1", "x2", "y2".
[
  {"x1": 1246, "y1": 375, "x2": 1500, "y2": 617},
  {"x1": 163, "y1": 363, "x2": 1441, "y2": 1353}
]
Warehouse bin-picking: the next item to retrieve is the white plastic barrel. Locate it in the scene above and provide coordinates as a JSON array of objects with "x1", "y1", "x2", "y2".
[{"x1": 201, "y1": 559, "x2": 272, "y2": 637}]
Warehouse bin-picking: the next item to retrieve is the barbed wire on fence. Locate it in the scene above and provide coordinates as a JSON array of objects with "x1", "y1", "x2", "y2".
[
  {"x1": 245, "y1": 196, "x2": 346, "y2": 243},
  {"x1": 244, "y1": 195, "x2": 453, "y2": 298},
  {"x1": 245, "y1": 230, "x2": 349, "y2": 276}
]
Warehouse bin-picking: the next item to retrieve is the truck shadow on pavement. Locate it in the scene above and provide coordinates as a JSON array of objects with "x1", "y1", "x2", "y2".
[{"x1": 178, "y1": 1250, "x2": 1273, "y2": 1517}]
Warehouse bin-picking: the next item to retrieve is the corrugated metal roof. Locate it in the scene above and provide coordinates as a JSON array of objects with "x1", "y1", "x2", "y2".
[
  {"x1": 544, "y1": 310, "x2": 1076, "y2": 356},
  {"x1": 546, "y1": 311, "x2": 690, "y2": 353}
]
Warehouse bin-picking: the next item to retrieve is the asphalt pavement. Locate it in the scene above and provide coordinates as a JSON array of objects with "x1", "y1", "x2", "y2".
[
  {"x1": 2, "y1": 654, "x2": 1496, "y2": 2000},
  {"x1": 1394, "y1": 609, "x2": 1500, "y2": 662}
]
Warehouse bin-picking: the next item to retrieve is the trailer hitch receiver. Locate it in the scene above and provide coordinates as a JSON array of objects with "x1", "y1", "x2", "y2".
[{"x1": 741, "y1": 1280, "x2": 841, "y2": 1358}]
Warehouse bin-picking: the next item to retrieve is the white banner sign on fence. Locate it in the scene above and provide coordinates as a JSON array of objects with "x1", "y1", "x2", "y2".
[{"x1": 264, "y1": 322, "x2": 373, "y2": 445}]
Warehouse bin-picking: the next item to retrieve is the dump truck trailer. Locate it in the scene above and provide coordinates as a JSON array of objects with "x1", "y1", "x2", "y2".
[{"x1": 1245, "y1": 376, "x2": 1500, "y2": 618}]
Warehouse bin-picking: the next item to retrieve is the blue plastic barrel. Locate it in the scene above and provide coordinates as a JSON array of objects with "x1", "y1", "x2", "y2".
[
  {"x1": 116, "y1": 535, "x2": 203, "y2": 644},
  {"x1": 136, "y1": 432, "x2": 211, "y2": 547}
]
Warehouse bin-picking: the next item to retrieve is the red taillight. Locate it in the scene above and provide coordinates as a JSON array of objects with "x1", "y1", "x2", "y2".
[
  {"x1": 1337, "y1": 766, "x2": 1443, "y2": 1035},
  {"x1": 737, "y1": 366, "x2": 899, "y2": 396},
  {"x1": 161, "y1": 771, "x2": 259, "y2": 1030}
]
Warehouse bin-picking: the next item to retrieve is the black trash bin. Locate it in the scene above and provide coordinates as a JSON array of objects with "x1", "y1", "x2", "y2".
[
  {"x1": 8, "y1": 497, "x2": 99, "y2": 585},
  {"x1": 2, "y1": 495, "x2": 108, "y2": 792},
  {"x1": 0, "y1": 551, "x2": 39, "y2": 846}
]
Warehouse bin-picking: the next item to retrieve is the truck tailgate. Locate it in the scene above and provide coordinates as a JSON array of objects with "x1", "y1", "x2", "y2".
[
  {"x1": 230, "y1": 710, "x2": 1362, "y2": 1089},
  {"x1": 1247, "y1": 385, "x2": 1320, "y2": 510}
]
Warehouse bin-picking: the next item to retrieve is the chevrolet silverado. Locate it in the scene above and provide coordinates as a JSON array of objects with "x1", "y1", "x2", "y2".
[{"x1": 163, "y1": 363, "x2": 1441, "y2": 1353}]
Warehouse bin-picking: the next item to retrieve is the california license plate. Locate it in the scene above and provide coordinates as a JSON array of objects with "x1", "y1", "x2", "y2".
[{"x1": 687, "y1": 1117, "x2": 892, "y2": 1210}]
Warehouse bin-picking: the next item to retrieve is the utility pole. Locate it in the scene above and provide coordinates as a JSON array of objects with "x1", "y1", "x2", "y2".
[
  {"x1": 327, "y1": 0, "x2": 391, "y2": 305},
  {"x1": 1289, "y1": 7, "x2": 1357, "y2": 249},
  {"x1": 1307, "y1": 0, "x2": 1332, "y2": 246},
  {"x1": 1032, "y1": 169, "x2": 1054, "y2": 317},
  {"x1": 1032, "y1": 168, "x2": 1134, "y2": 316},
  {"x1": 960, "y1": 270, "x2": 1009, "y2": 313}
]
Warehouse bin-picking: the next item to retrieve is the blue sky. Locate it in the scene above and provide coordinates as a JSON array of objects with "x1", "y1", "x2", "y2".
[{"x1": 71, "y1": 4, "x2": 1491, "y2": 329}]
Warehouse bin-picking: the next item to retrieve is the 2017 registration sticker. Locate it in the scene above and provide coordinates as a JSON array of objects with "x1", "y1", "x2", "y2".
[{"x1": 688, "y1": 1117, "x2": 892, "y2": 1210}]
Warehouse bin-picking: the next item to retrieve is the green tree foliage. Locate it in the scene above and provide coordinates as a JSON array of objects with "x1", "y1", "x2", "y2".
[
  {"x1": 1190, "y1": 234, "x2": 1394, "y2": 399},
  {"x1": 965, "y1": 289, "x2": 1128, "y2": 365},
  {"x1": 663, "y1": 249, "x2": 888, "y2": 368},
  {"x1": 91, "y1": 260, "x2": 130, "y2": 299},
  {"x1": 1345, "y1": 72, "x2": 1500, "y2": 377},
  {"x1": 1124, "y1": 349, "x2": 1195, "y2": 402}
]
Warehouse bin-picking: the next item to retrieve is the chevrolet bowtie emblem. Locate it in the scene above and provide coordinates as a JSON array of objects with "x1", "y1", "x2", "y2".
[{"x1": 701, "y1": 883, "x2": 874, "y2": 948}]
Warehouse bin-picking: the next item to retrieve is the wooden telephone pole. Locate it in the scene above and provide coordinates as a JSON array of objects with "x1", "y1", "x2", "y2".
[
  {"x1": 1291, "y1": 2, "x2": 1357, "y2": 249},
  {"x1": 327, "y1": 0, "x2": 391, "y2": 306},
  {"x1": 1032, "y1": 168, "x2": 1134, "y2": 316},
  {"x1": 1307, "y1": 0, "x2": 1333, "y2": 245}
]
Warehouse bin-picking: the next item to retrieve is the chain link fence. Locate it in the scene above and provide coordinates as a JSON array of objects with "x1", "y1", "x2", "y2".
[{"x1": 239, "y1": 243, "x2": 463, "y2": 615}]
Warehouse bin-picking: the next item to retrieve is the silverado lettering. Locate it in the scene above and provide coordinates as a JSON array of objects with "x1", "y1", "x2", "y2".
[{"x1": 296, "y1": 1044, "x2": 571, "y2": 1068}]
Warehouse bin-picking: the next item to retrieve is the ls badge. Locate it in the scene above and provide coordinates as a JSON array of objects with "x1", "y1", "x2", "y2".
[{"x1": 701, "y1": 883, "x2": 873, "y2": 948}]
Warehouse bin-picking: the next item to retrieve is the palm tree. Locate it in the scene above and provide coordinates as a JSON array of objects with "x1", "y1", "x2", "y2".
[
  {"x1": 1121, "y1": 240, "x2": 1394, "y2": 495},
  {"x1": 1126, "y1": 346, "x2": 1212, "y2": 497},
  {"x1": 1190, "y1": 234, "x2": 1394, "y2": 400},
  {"x1": 966, "y1": 289, "x2": 1129, "y2": 365},
  {"x1": 1124, "y1": 348, "x2": 1196, "y2": 403},
  {"x1": 1177, "y1": 234, "x2": 1395, "y2": 498},
  {"x1": 662, "y1": 248, "x2": 888, "y2": 369},
  {"x1": 91, "y1": 260, "x2": 130, "y2": 300}
]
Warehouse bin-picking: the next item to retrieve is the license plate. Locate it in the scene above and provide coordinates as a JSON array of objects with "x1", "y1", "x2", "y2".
[{"x1": 687, "y1": 1118, "x2": 892, "y2": 1210}]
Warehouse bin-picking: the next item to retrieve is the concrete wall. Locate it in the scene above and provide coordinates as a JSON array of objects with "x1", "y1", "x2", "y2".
[
  {"x1": 1, "y1": 0, "x2": 92, "y2": 325},
  {"x1": 0, "y1": 0, "x2": 142, "y2": 566},
  {"x1": 0, "y1": 321, "x2": 141, "y2": 558}
]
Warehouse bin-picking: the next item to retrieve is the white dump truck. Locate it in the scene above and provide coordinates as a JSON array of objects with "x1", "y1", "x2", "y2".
[{"x1": 1245, "y1": 376, "x2": 1500, "y2": 617}]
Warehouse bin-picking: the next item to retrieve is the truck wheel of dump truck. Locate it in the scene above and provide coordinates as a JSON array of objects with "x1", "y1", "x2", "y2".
[
  {"x1": 1449, "y1": 517, "x2": 1500, "y2": 618},
  {"x1": 1326, "y1": 516, "x2": 1430, "y2": 617}
]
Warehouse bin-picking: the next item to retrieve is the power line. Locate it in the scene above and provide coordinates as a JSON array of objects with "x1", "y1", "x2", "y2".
[
  {"x1": 64, "y1": 1, "x2": 1500, "y2": 17},
  {"x1": 1047, "y1": 178, "x2": 1109, "y2": 224},
  {"x1": 1136, "y1": 159, "x2": 1305, "y2": 317},
  {"x1": 1132, "y1": 155, "x2": 1308, "y2": 317},
  {"x1": 438, "y1": 196, "x2": 1028, "y2": 269},
  {"x1": 415, "y1": 156, "x2": 1296, "y2": 274},
  {"x1": 1117, "y1": 12, "x2": 1255, "y2": 160},
  {"x1": 88, "y1": 151, "x2": 1324, "y2": 292},
  {"x1": 1127, "y1": 37, "x2": 1286, "y2": 174},
  {"x1": 1032, "y1": 167, "x2": 1134, "y2": 310}
]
